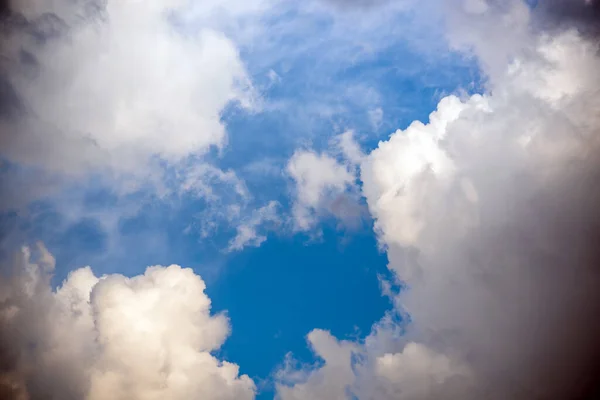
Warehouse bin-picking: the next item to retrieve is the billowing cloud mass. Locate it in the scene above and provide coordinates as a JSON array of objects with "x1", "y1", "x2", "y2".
[
  {"x1": 0, "y1": 0, "x2": 253, "y2": 177},
  {"x1": 277, "y1": 1, "x2": 600, "y2": 399},
  {"x1": 0, "y1": 243, "x2": 255, "y2": 400}
]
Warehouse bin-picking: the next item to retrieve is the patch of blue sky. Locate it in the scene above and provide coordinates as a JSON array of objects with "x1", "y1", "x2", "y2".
[
  {"x1": 23, "y1": 191, "x2": 235, "y2": 282},
  {"x1": 214, "y1": 7, "x2": 485, "y2": 179},
  {"x1": 205, "y1": 223, "x2": 392, "y2": 398}
]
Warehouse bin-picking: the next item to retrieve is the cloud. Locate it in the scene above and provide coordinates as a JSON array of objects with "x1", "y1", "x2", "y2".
[
  {"x1": 361, "y1": 35, "x2": 600, "y2": 398},
  {"x1": 175, "y1": 163, "x2": 283, "y2": 248},
  {"x1": 530, "y1": 0, "x2": 600, "y2": 36},
  {"x1": 227, "y1": 200, "x2": 280, "y2": 251},
  {"x1": 0, "y1": 242, "x2": 255, "y2": 400},
  {"x1": 179, "y1": 163, "x2": 250, "y2": 202},
  {"x1": 276, "y1": 326, "x2": 473, "y2": 400},
  {"x1": 0, "y1": 0, "x2": 254, "y2": 179},
  {"x1": 334, "y1": 131, "x2": 365, "y2": 165},
  {"x1": 442, "y1": 0, "x2": 533, "y2": 80},
  {"x1": 287, "y1": 149, "x2": 357, "y2": 231},
  {"x1": 444, "y1": 0, "x2": 600, "y2": 80},
  {"x1": 275, "y1": 330, "x2": 358, "y2": 400},
  {"x1": 367, "y1": 343, "x2": 473, "y2": 399},
  {"x1": 277, "y1": 3, "x2": 600, "y2": 400}
]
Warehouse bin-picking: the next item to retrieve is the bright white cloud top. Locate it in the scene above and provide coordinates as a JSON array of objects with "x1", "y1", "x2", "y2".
[{"x1": 1, "y1": 0, "x2": 600, "y2": 399}]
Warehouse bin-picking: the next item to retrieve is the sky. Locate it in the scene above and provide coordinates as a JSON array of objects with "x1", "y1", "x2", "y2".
[{"x1": 1, "y1": 1, "x2": 600, "y2": 400}]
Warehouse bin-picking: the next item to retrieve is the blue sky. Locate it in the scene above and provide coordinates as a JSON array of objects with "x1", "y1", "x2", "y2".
[{"x1": 207, "y1": 226, "x2": 391, "y2": 396}]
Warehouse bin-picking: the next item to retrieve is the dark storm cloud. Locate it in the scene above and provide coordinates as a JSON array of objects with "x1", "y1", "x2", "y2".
[{"x1": 531, "y1": 0, "x2": 600, "y2": 36}]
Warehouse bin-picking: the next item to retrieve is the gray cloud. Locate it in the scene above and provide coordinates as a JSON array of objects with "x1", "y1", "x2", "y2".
[{"x1": 531, "y1": 0, "x2": 600, "y2": 36}]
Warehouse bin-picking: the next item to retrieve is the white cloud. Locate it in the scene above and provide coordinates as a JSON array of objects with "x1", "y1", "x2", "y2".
[
  {"x1": 179, "y1": 163, "x2": 250, "y2": 201},
  {"x1": 0, "y1": 0, "x2": 254, "y2": 178},
  {"x1": 334, "y1": 130, "x2": 365, "y2": 165},
  {"x1": 443, "y1": 0, "x2": 533, "y2": 80},
  {"x1": 277, "y1": 6, "x2": 600, "y2": 400},
  {"x1": 227, "y1": 200, "x2": 280, "y2": 251},
  {"x1": 285, "y1": 132, "x2": 369, "y2": 234},
  {"x1": 370, "y1": 343, "x2": 472, "y2": 400},
  {"x1": 276, "y1": 330, "x2": 358, "y2": 400},
  {"x1": 0, "y1": 243, "x2": 255, "y2": 400},
  {"x1": 276, "y1": 328, "x2": 472, "y2": 400},
  {"x1": 287, "y1": 150, "x2": 356, "y2": 231},
  {"x1": 361, "y1": 94, "x2": 472, "y2": 250}
]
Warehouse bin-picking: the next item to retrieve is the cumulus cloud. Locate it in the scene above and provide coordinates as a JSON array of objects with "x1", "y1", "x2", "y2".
[
  {"x1": 277, "y1": 2, "x2": 600, "y2": 399},
  {"x1": 0, "y1": 0, "x2": 254, "y2": 179},
  {"x1": 0, "y1": 242, "x2": 255, "y2": 400},
  {"x1": 277, "y1": 325, "x2": 474, "y2": 400},
  {"x1": 287, "y1": 149, "x2": 358, "y2": 231},
  {"x1": 275, "y1": 329, "x2": 358, "y2": 400}
]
